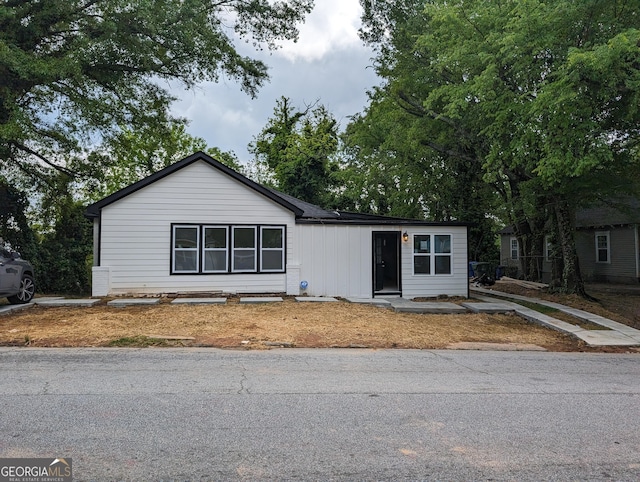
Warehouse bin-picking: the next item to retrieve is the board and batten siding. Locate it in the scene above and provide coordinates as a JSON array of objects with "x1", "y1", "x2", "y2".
[
  {"x1": 96, "y1": 160, "x2": 296, "y2": 295},
  {"x1": 294, "y1": 224, "x2": 468, "y2": 299}
]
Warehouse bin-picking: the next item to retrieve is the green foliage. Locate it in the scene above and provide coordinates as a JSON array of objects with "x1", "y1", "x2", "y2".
[
  {"x1": 357, "y1": 0, "x2": 640, "y2": 292},
  {"x1": 249, "y1": 96, "x2": 339, "y2": 206},
  {"x1": 107, "y1": 336, "x2": 172, "y2": 347},
  {"x1": 82, "y1": 120, "x2": 243, "y2": 201},
  {"x1": 32, "y1": 176, "x2": 93, "y2": 295},
  {"x1": 0, "y1": 0, "x2": 313, "y2": 185},
  {"x1": 0, "y1": 177, "x2": 37, "y2": 258}
]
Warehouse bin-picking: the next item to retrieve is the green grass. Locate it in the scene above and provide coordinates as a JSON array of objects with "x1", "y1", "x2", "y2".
[
  {"x1": 107, "y1": 336, "x2": 171, "y2": 347},
  {"x1": 512, "y1": 300, "x2": 559, "y2": 315}
]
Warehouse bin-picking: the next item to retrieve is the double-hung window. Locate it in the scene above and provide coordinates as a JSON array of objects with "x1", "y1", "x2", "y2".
[
  {"x1": 173, "y1": 225, "x2": 199, "y2": 273},
  {"x1": 260, "y1": 227, "x2": 285, "y2": 272},
  {"x1": 232, "y1": 226, "x2": 257, "y2": 272},
  {"x1": 203, "y1": 226, "x2": 228, "y2": 273},
  {"x1": 413, "y1": 234, "x2": 452, "y2": 275},
  {"x1": 510, "y1": 237, "x2": 519, "y2": 260},
  {"x1": 595, "y1": 231, "x2": 610, "y2": 263}
]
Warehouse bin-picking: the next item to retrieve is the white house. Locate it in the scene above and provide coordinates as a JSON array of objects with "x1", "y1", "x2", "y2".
[{"x1": 85, "y1": 152, "x2": 470, "y2": 299}]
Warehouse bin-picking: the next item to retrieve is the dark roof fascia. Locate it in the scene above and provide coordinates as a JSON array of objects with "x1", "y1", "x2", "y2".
[
  {"x1": 575, "y1": 222, "x2": 639, "y2": 231},
  {"x1": 296, "y1": 218, "x2": 470, "y2": 227},
  {"x1": 84, "y1": 152, "x2": 304, "y2": 218}
]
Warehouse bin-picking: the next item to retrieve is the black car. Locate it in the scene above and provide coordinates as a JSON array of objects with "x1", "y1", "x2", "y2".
[{"x1": 0, "y1": 248, "x2": 35, "y2": 304}]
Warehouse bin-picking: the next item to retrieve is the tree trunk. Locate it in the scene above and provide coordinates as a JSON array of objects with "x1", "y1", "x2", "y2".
[{"x1": 553, "y1": 197, "x2": 591, "y2": 299}]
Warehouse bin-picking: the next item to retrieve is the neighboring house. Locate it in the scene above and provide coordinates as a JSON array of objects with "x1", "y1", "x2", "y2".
[
  {"x1": 85, "y1": 152, "x2": 470, "y2": 299},
  {"x1": 499, "y1": 198, "x2": 640, "y2": 284}
]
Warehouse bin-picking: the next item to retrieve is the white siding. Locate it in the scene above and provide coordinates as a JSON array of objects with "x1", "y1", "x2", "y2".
[
  {"x1": 401, "y1": 226, "x2": 469, "y2": 299},
  {"x1": 98, "y1": 160, "x2": 295, "y2": 295},
  {"x1": 295, "y1": 224, "x2": 468, "y2": 298},
  {"x1": 295, "y1": 224, "x2": 378, "y2": 298}
]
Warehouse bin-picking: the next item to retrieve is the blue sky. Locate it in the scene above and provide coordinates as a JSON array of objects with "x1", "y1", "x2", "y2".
[{"x1": 169, "y1": 0, "x2": 380, "y2": 163}]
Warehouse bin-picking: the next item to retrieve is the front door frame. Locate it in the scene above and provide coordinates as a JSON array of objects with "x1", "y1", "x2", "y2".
[{"x1": 372, "y1": 231, "x2": 402, "y2": 297}]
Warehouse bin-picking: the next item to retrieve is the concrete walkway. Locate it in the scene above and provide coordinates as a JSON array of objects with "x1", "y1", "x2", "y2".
[{"x1": 470, "y1": 287, "x2": 640, "y2": 347}]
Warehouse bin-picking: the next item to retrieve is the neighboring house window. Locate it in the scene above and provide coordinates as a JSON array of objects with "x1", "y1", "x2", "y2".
[
  {"x1": 595, "y1": 231, "x2": 610, "y2": 263},
  {"x1": 173, "y1": 225, "x2": 199, "y2": 273},
  {"x1": 260, "y1": 226, "x2": 285, "y2": 272},
  {"x1": 203, "y1": 226, "x2": 228, "y2": 273},
  {"x1": 510, "y1": 237, "x2": 519, "y2": 260},
  {"x1": 171, "y1": 224, "x2": 285, "y2": 274},
  {"x1": 413, "y1": 234, "x2": 452, "y2": 275}
]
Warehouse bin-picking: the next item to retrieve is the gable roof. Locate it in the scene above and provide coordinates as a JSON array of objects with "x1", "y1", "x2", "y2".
[
  {"x1": 575, "y1": 197, "x2": 640, "y2": 228},
  {"x1": 499, "y1": 197, "x2": 640, "y2": 235},
  {"x1": 84, "y1": 152, "x2": 304, "y2": 219},
  {"x1": 85, "y1": 151, "x2": 467, "y2": 226}
]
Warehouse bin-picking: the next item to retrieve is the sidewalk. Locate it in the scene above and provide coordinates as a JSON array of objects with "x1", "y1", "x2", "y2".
[{"x1": 470, "y1": 286, "x2": 640, "y2": 347}]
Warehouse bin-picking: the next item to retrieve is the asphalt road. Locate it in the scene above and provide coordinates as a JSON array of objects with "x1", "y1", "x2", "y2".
[{"x1": 1, "y1": 348, "x2": 639, "y2": 481}]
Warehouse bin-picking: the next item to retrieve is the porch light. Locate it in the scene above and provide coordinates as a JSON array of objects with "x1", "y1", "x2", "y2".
[{"x1": 402, "y1": 231, "x2": 409, "y2": 242}]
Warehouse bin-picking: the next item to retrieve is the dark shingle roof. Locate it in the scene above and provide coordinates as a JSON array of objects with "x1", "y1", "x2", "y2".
[
  {"x1": 85, "y1": 151, "x2": 468, "y2": 226},
  {"x1": 575, "y1": 197, "x2": 640, "y2": 228}
]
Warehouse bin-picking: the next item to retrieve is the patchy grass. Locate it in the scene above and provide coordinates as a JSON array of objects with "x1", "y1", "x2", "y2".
[
  {"x1": 1, "y1": 282, "x2": 637, "y2": 352},
  {"x1": 0, "y1": 298, "x2": 583, "y2": 351},
  {"x1": 107, "y1": 336, "x2": 172, "y2": 347}
]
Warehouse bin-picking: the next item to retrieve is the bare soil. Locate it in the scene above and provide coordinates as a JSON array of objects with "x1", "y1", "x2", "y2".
[{"x1": 0, "y1": 281, "x2": 638, "y2": 352}]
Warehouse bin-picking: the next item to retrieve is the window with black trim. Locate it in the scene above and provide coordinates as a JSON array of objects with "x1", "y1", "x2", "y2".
[
  {"x1": 171, "y1": 224, "x2": 285, "y2": 274},
  {"x1": 203, "y1": 226, "x2": 228, "y2": 272},
  {"x1": 232, "y1": 226, "x2": 257, "y2": 272},
  {"x1": 413, "y1": 234, "x2": 452, "y2": 275},
  {"x1": 261, "y1": 226, "x2": 285, "y2": 272},
  {"x1": 173, "y1": 225, "x2": 199, "y2": 273}
]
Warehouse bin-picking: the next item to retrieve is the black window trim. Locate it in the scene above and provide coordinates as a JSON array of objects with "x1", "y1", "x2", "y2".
[
  {"x1": 170, "y1": 223, "x2": 286, "y2": 275},
  {"x1": 412, "y1": 233, "x2": 453, "y2": 276}
]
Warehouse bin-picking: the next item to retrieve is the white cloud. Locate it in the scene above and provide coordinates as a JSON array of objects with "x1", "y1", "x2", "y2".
[
  {"x1": 275, "y1": 0, "x2": 366, "y2": 62},
  {"x1": 170, "y1": 0, "x2": 379, "y2": 162}
]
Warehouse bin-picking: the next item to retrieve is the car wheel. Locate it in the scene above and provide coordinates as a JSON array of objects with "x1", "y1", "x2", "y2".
[{"x1": 8, "y1": 274, "x2": 35, "y2": 304}]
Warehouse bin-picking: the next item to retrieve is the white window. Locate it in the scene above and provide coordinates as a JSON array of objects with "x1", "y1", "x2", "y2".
[
  {"x1": 203, "y1": 226, "x2": 228, "y2": 273},
  {"x1": 595, "y1": 231, "x2": 610, "y2": 263},
  {"x1": 173, "y1": 225, "x2": 199, "y2": 273},
  {"x1": 413, "y1": 234, "x2": 452, "y2": 275},
  {"x1": 232, "y1": 226, "x2": 257, "y2": 272},
  {"x1": 510, "y1": 237, "x2": 519, "y2": 260},
  {"x1": 260, "y1": 226, "x2": 285, "y2": 272}
]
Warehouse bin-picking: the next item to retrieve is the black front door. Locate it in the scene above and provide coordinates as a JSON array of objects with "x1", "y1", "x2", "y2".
[{"x1": 373, "y1": 232, "x2": 401, "y2": 296}]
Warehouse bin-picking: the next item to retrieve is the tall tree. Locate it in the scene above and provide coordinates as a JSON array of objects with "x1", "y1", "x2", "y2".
[
  {"x1": 358, "y1": 0, "x2": 640, "y2": 295},
  {"x1": 0, "y1": 0, "x2": 313, "y2": 186},
  {"x1": 249, "y1": 96, "x2": 339, "y2": 206},
  {"x1": 0, "y1": 177, "x2": 36, "y2": 258},
  {"x1": 81, "y1": 120, "x2": 242, "y2": 201}
]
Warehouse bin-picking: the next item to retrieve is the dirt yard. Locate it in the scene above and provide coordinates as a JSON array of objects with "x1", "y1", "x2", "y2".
[{"x1": 1, "y1": 281, "x2": 638, "y2": 352}]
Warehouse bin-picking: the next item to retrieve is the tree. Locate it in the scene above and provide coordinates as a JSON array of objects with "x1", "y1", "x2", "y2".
[
  {"x1": 34, "y1": 176, "x2": 93, "y2": 294},
  {"x1": 0, "y1": 177, "x2": 36, "y2": 258},
  {"x1": 81, "y1": 120, "x2": 243, "y2": 201},
  {"x1": 339, "y1": 87, "x2": 500, "y2": 261},
  {"x1": 0, "y1": 0, "x2": 313, "y2": 186},
  {"x1": 358, "y1": 0, "x2": 640, "y2": 295},
  {"x1": 249, "y1": 96, "x2": 339, "y2": 206}
]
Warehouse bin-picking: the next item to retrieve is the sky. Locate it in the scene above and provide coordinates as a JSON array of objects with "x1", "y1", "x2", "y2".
[{"x1": 169, "y1": 0, "x2": 380, "y2": 163}]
